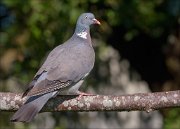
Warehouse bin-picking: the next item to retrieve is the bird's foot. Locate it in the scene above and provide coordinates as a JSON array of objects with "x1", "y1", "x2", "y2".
[{"x1": 77, "y1": 91, "x2": 94, "y2": 100}]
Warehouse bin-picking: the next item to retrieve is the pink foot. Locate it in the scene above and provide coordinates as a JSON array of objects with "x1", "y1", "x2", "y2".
[{"x1": 77, "y1": 91, "x2": 94, "y2": 100}]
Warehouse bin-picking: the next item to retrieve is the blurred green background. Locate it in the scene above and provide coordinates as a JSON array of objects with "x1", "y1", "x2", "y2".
[{"x1": 0, "y1": 0, "x2": 179, "y2": 129}]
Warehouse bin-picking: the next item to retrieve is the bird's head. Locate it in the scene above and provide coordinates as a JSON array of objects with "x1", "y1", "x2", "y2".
[{"x1": 77, "y1": 13, "x2": 101, "y2": 27}]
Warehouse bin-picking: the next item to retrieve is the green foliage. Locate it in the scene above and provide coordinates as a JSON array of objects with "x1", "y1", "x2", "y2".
[{"x1": 164, "y1": 109, "x2": 180, "y2": 129}]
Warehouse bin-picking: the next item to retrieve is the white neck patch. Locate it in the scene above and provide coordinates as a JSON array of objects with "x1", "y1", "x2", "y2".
[{"x1": 76, "y1": 32, "x2": 87, "y2": 39}]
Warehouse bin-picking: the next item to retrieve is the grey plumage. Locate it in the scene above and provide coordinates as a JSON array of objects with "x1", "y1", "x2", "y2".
[
  {"x1": 10, "y1": 13, "x2": 100, "y2": 122},
  {"x1": 11, "y1": 92, "x2": 57, "y2": 122}
]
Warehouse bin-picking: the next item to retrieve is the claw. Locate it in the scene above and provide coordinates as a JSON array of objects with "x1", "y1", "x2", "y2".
[{"x1": 77, "y1": 91, "x2": 94, "y2": 100}]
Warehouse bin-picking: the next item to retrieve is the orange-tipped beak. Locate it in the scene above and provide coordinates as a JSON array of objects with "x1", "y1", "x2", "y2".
[{"x1": 93, "y1": 18, "x2": 101, "y2": 25}]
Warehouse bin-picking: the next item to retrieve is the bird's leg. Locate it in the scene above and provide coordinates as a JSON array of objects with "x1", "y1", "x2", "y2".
[{"x1": 76, "y1": 91, "x2": 95, "y2": 100}]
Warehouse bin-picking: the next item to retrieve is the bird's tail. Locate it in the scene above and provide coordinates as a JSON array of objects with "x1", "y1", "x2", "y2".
[{"x1": 10, "y1": 92, "x2": 56, "y2": 122}]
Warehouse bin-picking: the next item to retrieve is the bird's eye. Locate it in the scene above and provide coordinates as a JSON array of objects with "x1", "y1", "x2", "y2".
[{"x1": 85, "y1": 16, "x2": 88, "y2": 19}]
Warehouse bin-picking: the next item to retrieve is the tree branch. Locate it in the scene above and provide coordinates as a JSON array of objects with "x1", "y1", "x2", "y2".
[{"x1": 0, "y1": 90, "x2": 179, "y2": 113}]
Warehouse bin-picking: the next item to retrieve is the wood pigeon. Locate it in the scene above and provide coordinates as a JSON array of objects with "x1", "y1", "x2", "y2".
[{"x1": 10, "y1": 12, "x2": 100, "y2": 122}]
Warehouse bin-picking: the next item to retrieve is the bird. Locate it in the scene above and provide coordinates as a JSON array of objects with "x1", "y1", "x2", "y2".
[{"x1": 10, "y1": 12, "x2": 100, "y2": 122}]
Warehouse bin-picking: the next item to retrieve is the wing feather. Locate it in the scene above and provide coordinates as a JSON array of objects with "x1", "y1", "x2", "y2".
[{"x1": 26, "y1": 79, "x2": 72, "y2": 96}]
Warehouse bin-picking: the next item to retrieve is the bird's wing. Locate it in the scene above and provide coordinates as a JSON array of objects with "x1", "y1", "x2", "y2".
[
  {"x1": 22, "y1": 71, "x2": 46, "y2": 97},
  {"x1": 24, "y1": 70, "x2": 74, "y2": 97},
  {"x1": 26, "y1": 78, "x2": 72, "y2": 96},
  {"x1": 24, "y1": 42, "x2": 94, "y2": 97},
  {"x1": 37, "y1": 41, "x2": 94, "y2": 81}
]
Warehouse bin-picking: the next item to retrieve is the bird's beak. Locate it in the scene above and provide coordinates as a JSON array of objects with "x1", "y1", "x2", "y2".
[{"x1": 93, "y1": 18, "x2": 101, "y2": 25}]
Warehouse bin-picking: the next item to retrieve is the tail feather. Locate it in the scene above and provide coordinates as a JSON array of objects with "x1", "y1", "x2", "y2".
[{"x1": 10, "y1": 92, "x2": 56, "y2": 122}]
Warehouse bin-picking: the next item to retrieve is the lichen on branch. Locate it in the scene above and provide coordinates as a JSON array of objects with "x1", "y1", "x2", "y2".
[{"x1": 0, "y1": 90, "x2": 179, "y2": 112}]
